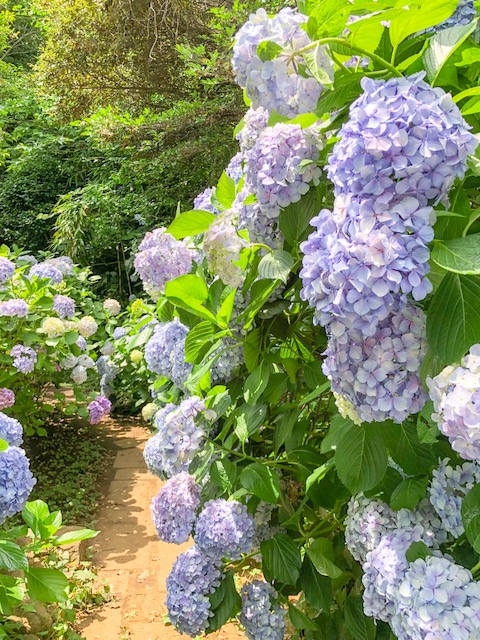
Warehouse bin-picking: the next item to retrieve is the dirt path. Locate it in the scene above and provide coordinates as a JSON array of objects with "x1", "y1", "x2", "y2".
[{"x1": 79, "y1": 418, "x2": 245, "y2": 640}]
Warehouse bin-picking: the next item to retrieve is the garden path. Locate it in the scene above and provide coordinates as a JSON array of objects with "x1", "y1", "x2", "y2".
[{"x1": 78, "y1": 418, "x2": 244, "y2": 640}]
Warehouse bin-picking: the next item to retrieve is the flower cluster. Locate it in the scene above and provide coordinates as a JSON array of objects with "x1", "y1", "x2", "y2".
[
  {"x1": 237, "y1": 107, "x2": 269, "y2": 154},
  {"x1": 166, "y1": 545, "x2": 222, "y2": 637},
  {"x1": 96, "y1": 355, "x2": 119, "y2": 397},
  {"x1": 143, "y1": 397, "x2": 206, "y2": 478},
  {"x1": 194, "y1": 187, "x2": 220, "y2": 214},
  {"x1": 233, "y1": 186, "x2": 283, "y2": 250},
  {"x1": 151, "y1": 473, "x2": 201, "y2": 544},
  {"x1": 113, "y1": 327, "x2": 126, "y2": 340},
  {"x1": 134, "y1": 228, "x2": 195, "y2": 300},
  {"x1": 141, "y1": 402, "x2": 157, "y2": 422},
  {"x1": 10, "y1": 344, "x2": 37, "y2": 373},
  {"x1": 0, "y1": 298, "x2": 28, "y2": 317},
  {"x1": 226, "y1": 152, "x2": 244, "y2": 184},
  {"x1": 29, "y1": 262, "x2": 63, "y2": 284},
  {"x1": 144, "y1": 318, "x2": 192, "y2": 387},
  {"x1": 194, "y1": 499, "x2": 256, "y2": 560},
  {"x1": 239, "y1": 580, "x2": 286, "y2": 640},
  {"x1": 0, "y1": 445, "x2": 36, "y2": 523},
  {"x1": 78, "y1": 315, "x2": 98, "y2": 338},
  {"x1": 427, "y1": 344, "x2": 480, "y2": 461},
  {"x1": 103, "y1": 298, "x2": 121, "y2": 315},
  {"x1": 210, "y1": 338, "x2": 243, "y2": 384},
  {"x1": 203, "y1": 210, "x2": 246, "y2": 288},
  {"x1": 46, "y1": 256, "x2": 74, "y2": 275},
  {"x1": 53, "y1": 295, "x2": 75, "y2": 319},
  {"x1": 0, "y1": 388, "x2": 15, "y2": 410},
  {"x1": 0, "y1": 257, "x2": 15, "y2": 283},
  {"x1": 88, "y1": 395, "x2": 111, "y2": 425},
  {"x1": 0, "y1": 412, "x2": 23, "y2": 447},
  {"x1": 232, "y1": 8, "x2": 333, "y2": 118},
  {"x1": 42, "y1": 317, "x2": 66, "y2": 338}
]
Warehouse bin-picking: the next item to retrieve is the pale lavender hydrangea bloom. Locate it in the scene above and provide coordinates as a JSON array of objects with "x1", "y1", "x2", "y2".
[
  {"x1": 151, "y1": 473, "x2": 201, "y2": 544},
  {"x1": 239, "y1": 580, "x2": 286, "y2": 640},
  {"x1": 0, "y1": 389, "x2": 15, "y2": 410},
  {"x1": 143, "y1": 397, "x2": 206, "y2": 479},
  {"x1": 226, "y1": 152, "x2": 244, "y2": 184},
  {"x1": 203, "y1": 210, "x2": 246, "y2": 288},
  {"x1": 10, "y1": 345, "x2": 37, "y2": 374},
  {"x1": 194, "y1": 499, "x2": 256, "y2": 560},
  {"x1": 232, "y1": 8, "x2": 333, "y2": 118},
  {"x1": 323, "y1": 304, "x2": 427, "y2": 423},
  {"x1": 427, "y1": 344, "x2": 480, "y2": 461},
  {"x1": 134, "y1": 228, "x2": 195, "y2": 300},
  {"x1": 396, "y1": 499, "x2": 449, "y2": 547},
  {"x1": 144, "y1": 318, "x2": 192, "y2": 387},
  {"x1": 113, "y1": 327, "x2": 126, "y2": 340},
  {"x1": 233, "y1": 185, "x2": 283, "y2": 250},
  {"x1": 71, "y1": 365, "x2": 87, "y2": 385},
  {"x1": 194, "y1": 187, "x2": 220, "y2": 214},
  {"x1": 166, "y1": 544, "x2": 222, "y2": 637},
  {"x1": 53, "y1": 295, "x2": 75, "y2": 319},
  {"x1": 29, "y1": 262, "x2": 63, "y2": 284},
  {"x1": 88, "y1": 396, "x2": 111, "y2": 424},
  {"x1": 237, "y1": 107, "x2": 269, "y2": 154},
  {"x1": 345, "y1": 494, "x2": 397, "y2": 563},
  {"x1": 392, "y1": 555, "x2": 480, "y2": 640},
  {"x1": 0, "y1": 412, "x2": 23, "y2": 447},
  {"x1": 428, "y1": 458, "x2": 480, "y2": 537},
  {"x1": 0, "y1": 299, "x2": 28, "y2": 317},
  {"x1": 46, "y1": 256, "x2": 74, "y2": 275},
  {"x1": 0, "y1": 257, "x2": 15, "y2": 284},
  {"x1": 0, "y1": 446, "x2": 36, "y2": 523},
  {"x1": 100, "y1": 340, "x2": 115, "y2": 356},
  {"x1": 76, "y1": 336, "x2": 87, "y2": 350},
  {"x1": 327, "y1": 74, "x2": 477, "y2": 207}
]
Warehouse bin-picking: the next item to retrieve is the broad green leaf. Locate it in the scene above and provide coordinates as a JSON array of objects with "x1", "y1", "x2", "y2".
[
  {"x1": 184, "y1": 322, "x2": 216, "y2": 363},
  {"x1": 243, "y1": 327, "x2": 262, "y2": 373},
  {"x1": 306, "y1": 459, "x2": 336, "y2": 493},
  {"x1": 217, "y1": 289, "x2": 236, "y2": 325},
  {"x1": 300, "y1": 555, "x2": 332, "y2": 611},
  {"x1": 423, "y1": 21, "x2": 477, "y2": 84},
  {"x1": 461, "y1": 96, "x2": 480, "y2": 116},
  {"x1": 232, "y1": 403, "x2": 267, "y2": 443},
  {"x1": 207, "y1": 571, "x2": 241, "y2": 633},
  {"x1": 304, "y1": 360, "x2": 328, "y2": 390},
  {"x1": 0, "y1": 540, "x2": 28, "y2": 571},
  {"x1": 306, "y1": 538, "x2": 343, "y2": 580},
  {"x1": 258, "y1": 250, "x2": 294, "y2": 283},
  {"x1": 427, "y1": 272, "x2": 480, "y2": 363},
  {"x1": 431, "y1": 234, "x2": 480, "y2": 275},
  {"x1": 64, "y1": 330, "x2": 79, "y2": 345},
  {"x1": 315, "y1": 72, "x2": 363, "y2": 117},
  {"x1": 406, "y1": 541, "x2": 434, "y2": 563},
  {"x1": 0, "y1": 575, "x2": 23, "y2": 615},
  {"x1": 335, "y1": 420, "x2": 388, "y2": 493},
  {"x1": 257, "y1": 40, "x2": 283, "y2": 62},
  {"x1": 54, "y1": 528, "x2": 98, "y2": 545},
  {"x1": 261, "y1": 534, "x2": 302, "y2": 585},
  {"x1": 210, "y1": 459, "x2": 237, "y2": 493},
  {"x1": 274, "y1": 410, "x2": 301, "y2": 452},
  {"x1": 0, "y1": 439, "x2": 7, "y2": 452},
  {"x1": 303, "y1": 43, "x2": 334, "y2": 87},
  {"x1": 453, "y1": 87, "x2": 480, "y2": 103},
  {"x1": 389, "y1": 0, "x2": 458, "y2": 48},
  {"x1": 461, "y1": 484, "x2": 480, "y2": 553},
  {"x1": 345, "y1": 595, "x2": 377, "y2": 640},
  {"x1": 454, "y1": 47, "x2": 480, "y2": 66},
  {"x1": 167, "y1": 210, "x2": 216, "y2": 239},
  {"x1": 289, "y1": 604, "x2": 319, "y2": 630},
  {"x1": 390, "y1": 477, "x2": 429, "y2": 511},
  {"x1": 384, "y1": 421, "x2": 436, "y2": 476},
  {"x1": 164, "y1": 275, "x2": 217, "y2": 323},
  {"x1": 213, "y1": 172, "x2": 236, "y2": 209},
  {"x1": 24, "y1": 568, "x2": 68, "y2": 603},
  {"x1": 244, "y1": 362, "x2": 270, "y2": 405},
  {"x1": 240, "y1": 463, "x2": 280, "y2": 504},
  {"x1": 22, "y1": 500, "x2": 51, "y2": 538}
]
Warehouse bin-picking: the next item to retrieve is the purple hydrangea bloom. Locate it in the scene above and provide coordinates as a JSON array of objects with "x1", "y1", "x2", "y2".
[
  {"x1": 0, "y1": 446, "x2": 36, "y2": 523},
  {"x1": 0, "y1": 389, "x2": 15, "y2": 410},
  {"x1": 0, "y1": 299, "x2": 28, "y2": 318},
  {"x1": 427, "y1": 344, "x2": 480, "y2": 461},
  {"x1": 29, "y1": 262, "x2": 63, "y2": 284},
  {"x1": 0, "y1": 412, "x2": 23, "y2": 447},
  {"x1": 396, "y1": 499, "x2": 449, "y2": 547},
  {"x1": 392, "y1": 555, "x2": 480, "y2": 640},
  {"x1": 237, "y1": 107, "x2": 269, "y2": 154},
  {"x1": 143, "y1": 397, "x2": 206, "y2": 479},
  {"x1": 144, "y1": 318, "x2": 192, "y2": 387},
  {"x1": 76, "y1": 336, "x2": 87, "y2": 351},
  {"x1": 53, "y1": 295, "x2": 75, "y2": 319},
  {"x1": 323, "y1": 304, "x2": 427, "y2": 423},
  {"x1": 0, "y1": 257, "x2": 15, "y2": 284},
  {"x1": 151, "y1": 473, "x2": 201, "y2": 543},
  {"x1": 239, "y1": 580, "x2": 286, "y2": 640},
  {"x1": 10, "y1": 345, "x2": 37, "y2": 374},
  {"x1": 194, "y1": 499, "x2": 256, "y2": 560},
  {"x1": 113, "y1": 327, "x2": 126, "y2": 340},
  {"x1": 226, "y1": 152, "x2": 244, "y2": 184},
  {"x1": 232, "y1": 8, "x2": 333, "y2": 118},
  {"x1": 345, "y1": 493, "x2": 397, "y2": 563},
  {"x1": 88, "y1": 395, "x2": 111, "y2": 424},
  {"x1": 428, "y1": 458, "x2": 480, "y2": 537},
  {"x1": 166, "y1": 544, "x2": 222, "y2": 637},
  {"x1": 134, "y1": 228, "x2": 195, "y2": 300},
  {"x1": 327, "y1": 74, "x2": 477, "y2": 207},
  {"x1": 194, "y1": 187, "x2": 220, "y2": 215},
  {"x1": 419, "y1": 0, "x2": 476, "y2": 36},
  {"x1": 233, "y1": 186, "x2": 283, "y2": 249}
]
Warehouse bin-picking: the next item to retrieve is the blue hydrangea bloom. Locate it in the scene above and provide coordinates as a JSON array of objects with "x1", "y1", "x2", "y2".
[
  {"x1": 194, "y1": 187, "x2": 220, "y2": 214},
  {"x1": 0, "y1": 299, "x2": 29, "y2": 317},
  {"x1": 237, "y1": 107, "x2": 269, "y2": 154},
  {"x1": 0, "y1": 412, "x2": 23, "y2": 447},
  {"x1": 210, "y1": 338, "x2": 244, "y2": 384},
  {"x1": 144, "y1": 318, "x2": 192, "y2": 387},
  {"x1": 29, "y1": 262, "x2": 63, "y2": 284},
  {"x1": 226, "y1": 152, "x2": 244, "y2": 184},
  {"x1": 345, "y1": 494, "x2": 397, "y2": 563},
  {"x1": 53, "y1": 295, "x2": 75, "y2": 319},
  {"x1": 113, "y1": 327, "x2": 126, "y2": 340},
  {"x1": 166, "y1": 544, "x2": 222, "y2": 637},
  {"x1": 151, "y1": 473, "x2": 200, "y2": 544},
  {"x1": 194, "y1": 498, "x2": 256, "y2": 560},
  {"x1": 233, "y1": 186, "x2": 283, "y2": 249},
  {"x1": 10, "y1": 345, "x2": 37, "y2": 374},
  {"x1": 239, "y1": 580, "x2": 286, "y2": 640},
  {"x1": 0, "y1": 446, "x2": 36, "y2": 523},
  {"x1": 0, "y1": 257, "x2": 15, "y2": 284}
]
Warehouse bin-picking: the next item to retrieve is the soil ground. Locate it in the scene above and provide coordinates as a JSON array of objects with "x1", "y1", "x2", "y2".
[{"x1": 78, "y1": 418, "x2": 245, "y2": 640}]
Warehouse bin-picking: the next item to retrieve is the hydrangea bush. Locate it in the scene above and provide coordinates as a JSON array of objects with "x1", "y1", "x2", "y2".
[{"x1": 66, "y1": 1, "x2": 480, "y2": 637}]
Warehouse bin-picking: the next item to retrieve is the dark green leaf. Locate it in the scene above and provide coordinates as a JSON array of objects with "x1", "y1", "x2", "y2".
[
  {"x1": 306, "y1": 538, "x2": 343, "y2": 580},
  {"x1": 406, "y1": 541, "x2": 434, "y2": 563},
  {"x1": 300, "y1": 555, "x2": 332, "y2": 612},
  {"x1": 384, "y1": 421, "x2": 436, "y2": 476},
  {"x1": 390, "y1": 477, "x2": 429, "y2": 511},
  {"x1": 0, "y1": 541, "x2": 28, "y2": 571},
  {"x1": 184, "y1": 322, "x2": 216, "y2": 363},
  {"x1": 279, "y1": 186, "x2": 324, "y2": 245},
  {"x1": 0, "y1": 575, "x2": 23, "y2": 615},
  {"x1": 461, "y1": 484, "x2": 480, "y2": 553},
  {"x1": 261, "y1": 534, "x2": 302, "y2": 585},
  {"x1": 206, "y1": 571, "x2": 241, "y2": 633},
  {"x1": 289, "y1": 603, "x2": 319, "y2": 630},
  {"x1": 345, "y1": 595, "x2": 377, "y2": 640},
  {"x1": 257, "y1": 40, "x2": 284, "y2": 62},
  {"x1": 210, "y1": 459, "x2": 237, "y2": 493},
  {"x1": 244, "y1": 362, "x2": 270, "y2": 405},
  {"x1": 240, "y1": 463, "x2": 280, "y2": 504},
  {"x1": 243, "y1": 327, "x2": 262, "y2": 373},
  {"x1": 315, "y1": 73, "x2": 363, "y2": 117}
]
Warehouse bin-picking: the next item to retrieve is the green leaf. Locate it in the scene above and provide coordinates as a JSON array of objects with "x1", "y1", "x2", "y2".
[
  {"x1": 206, "y1": 571, "x2": 241, "y2": 633},
  {"x1": 214, "y1": 172, "x2": 236, "y2": 209},
  {"x1": 243, "y1": 327, "x2": 262, "y2": 373},
  {"x1": 389, "y1": 0, "x2": 458, "y2": 47},
  {"x1": 184, "y1": 322, "x2": 216, "y2": 363},
  {"x1": 306, "y1": 538, "x2": 343, "y2": 580},
  {"x1": 304, "y1": 360, "x2": 328, "y2": 390},
  {"x1": 431, "y1": 234, "x2": 480, "y2": 275},
  {"x1": 426, "y1": 272, "x2": 480, "y2": 363},
  {"x1": 64, "y1": 330, "x2": 79, "y2": 345},
  {"x1": 406, "y1": 541, "x2": 434, "y2": 563},
  {"x1": 390, "y1": 477, "x2": 429, "y2": 511},
  {"x1": 274, "y1": 410, "x2": 301, "y2": 452},
  {"x1": 315, "y1": 72, "x2": 363, "y2": 117},
  {"x1": 217, "y1": 289, "x2": 236, "y2": 325},
  {"x1": 335, "y1": 420, "x2": 388, "y2": 493},
  {"x1": 300, "y1": 555, "x2": 332, "y2": 611},
  {"x1": 454, "y1": 47, "x2": 480, "y2": 67},
  {"x1": 261, "y1": 534, "x2": 302, "y2": 585},
  {"x1": 258, "y1": 250, "x2": 294, "y2": 283},
  {"x1": 289, "y1": 604, "x2": 319, "y2": 630},
  {"x1": 423, "y1": 21, "x2": 477, "y2": 84},
  {"x1": 164, "y1": 275, "x2": 217, "y2": 324},
  {"x1": 54, "y1": 528, "x2": 98, "y2": 545},
  {"x1": 0, "y1": 540, "x2": 28, "y2": 571},
  {"x1": 240, "y1": 463, "x2": 280, "y2": 504},
  {"x1": 0, "y1": 439, "x2": 7, "y2": 452},
  {"x1": 257, "y1": 40, "x2": 284, "y2": 62},
  {"x1": 22, "y1": 500, "x2": 51, "y2": 538},
  {"x1": 24, "y1": 568, "x2": 68, "y2": 603},
  {"x1": 461, "y1": 484, "x2": 480, "y2": 553},
  {"x1": 303, "y1": 42, "x2": 334, "y2": 87},
  {"x1": 167, "y1": 210, "x2": 216, "y2": 239},
  {"x1": 345, "y1": 595, "x2": 377, "y2": 640},
  {"x1": 0, "y1": 575, "x2": 23, "y2": 615},
  {"x1": 233, "y1": 403, "x2": 267, "y2": 443},
  {"x1": 384, "y1": 421, "x2": 436, "y2": 476},
  {"x1": 210, "y1": 459, "x2": 237, "y2": 493},
  {"x1": 244, "y1": 362, "x2": 270, "y2": 405}
]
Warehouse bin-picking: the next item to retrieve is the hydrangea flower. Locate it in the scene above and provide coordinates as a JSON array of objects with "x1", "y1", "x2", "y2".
[
  {"x1": 0, "y1": 412, "x2": 23, "y2": 447},
  {"x1": 392, "y1": 555, "x2": 480, "y2": 640},
  {"x1": 0, "y1": 257, "x2": 15, "y2": 284},
  {"x1": 210, "y1": 338, "x2": 244, "y2": 384},
  {"x1": 78, "y1": 316, "x2": 98, "y2": 338},
  {"x1": 0, "y1": 299, "x2": 28, "y2": 317},
  {"x1": 427, "y1": 344, "x2": 480, "y2": 461},
  {"x1": 53, "y1": 295, "x2": 75, "y2": 319},
  {"x1": 10, "y1": 345, "x2": 37, "y2": 373},
  {"x1": 194, "y1": 499, "x2": 256, "y2": 560},
  {"x1": 237, "y1": 107, "x2": 269, "y2": 154},
  {"x1": 233, "y1": 186, "x2": 283, "y2": 250},
  {"x1": 428, "y1": 458, "x2": 480, "y2": 537},
  {"x1": 71, "y1": 365, "x2": 87, "y2": 385},
  {"x1": 203, "y1": 210, "x2": 246, "y2": 288},
  {"x1": 46, "y1": 256, "x2": 74, "y2": 275},
  {"x1": 226, "y1": 152, "x2": 244, "y2": 184},
  {"x1": 113, "y1": 327, "x2": 126, "y2": 340},
  {"x1": 232, "y1": 8, "x2": 333, "y2": 118},
  {"x1": 0, "y1": 388, "x2": 15, "y2": 410},
  {"x1": 143, "y1": 397, "x2": 206, "y2": 478},
  {"x1": 29, "y1": 262, "x2": 63, "y2": 284},
  {"x1": 88, "y1": 396, "x2": 111, "y2": 424},
  {"x1": 61, "y1": 354, "x2": 78, "y2": 370},
  {"x1": 42, "y1": 317, "x2": 65, "y2": 338},
  {"x1": 239, "y1": 580, "x2": 286, "y2": 640},
  {"x1": 141, "y1": 402, "x2": 158, "y2": 422},
  {"x1": 130, "y1": 349, "x2": 143, "y2": 364},
  {"x1": 144, "y1": 318, "x2": 192, "y2": 387},
  {"x1": 151, "y1": 473, "x2": 201, "y2": 544},
  {"x1": 345, "y1": 494, "x2": 397, "y2": 563},
  {"x1": 76, "y1": 336, "x2": 87, "y2": 351},
  {"x1": 134, "y1": 228, "x2": 195, "y2": 300},
  {"x1": 103, "y1": 298, "x2": 121, "y2": 315},
  {"x1": 100, "y1": 340, "x2": 115, "y2": 356},
  {"x1": 166, "y1": 544, "x2": 222, "y2": 637},
  {"x1": 194, "y1": 187, "x2": 220, "y2": 214},
  {"x1": 0, "y1": 446, "x2": 36, "y2": 523}
]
